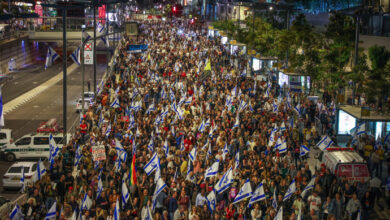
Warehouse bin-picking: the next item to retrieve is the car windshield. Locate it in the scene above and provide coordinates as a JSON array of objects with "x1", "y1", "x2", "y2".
[
  {"x1": 84, "y1": 93, "x2": 94, "y2": 98},
  {"x1": 8, "y1": 166, "x2": 29, "y2": 173}
]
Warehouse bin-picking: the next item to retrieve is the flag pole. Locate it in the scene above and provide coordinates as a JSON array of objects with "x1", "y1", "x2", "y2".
[{"x1": 81, "y1": 26, "x2": 85, "y2": 115}]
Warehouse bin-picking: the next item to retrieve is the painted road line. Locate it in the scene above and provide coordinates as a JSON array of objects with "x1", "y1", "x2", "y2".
[{"x1": 3, "y1": 64, "x2": 78, "y2": 115}]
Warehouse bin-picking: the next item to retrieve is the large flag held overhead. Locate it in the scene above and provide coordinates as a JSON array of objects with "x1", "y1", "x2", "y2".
[
  {"x1": 45, "y1": 46, "x2": 60, "y2": 69},
  {"x1": 249, "y1": 183, "x2": 266, "y2": 206},
  {"x1": 205, "y1": 160, "x2": 219, "y2": 178},
  {"x1": 45, "y1": 201, "x2": 57, "y2": 220},
  {"x1": 283, "y1": 180, "x2": 296, "y2": 201},
  {"x1": 152, "y1": 177, "x2": 167, "y2": 210},
  {"x1": 121, "y1": 181, "x2": 130, "y2": 208},
  {"x1": 300, "y1": 145, "x2": 310, "y2": 157},
  {"x1": 232, "y1": 179, "x2": 253, "y2": 204},
  {"x1": 214, "y1": 167, "x2": 234, "y2": 194},
  {"x1": 301, "y1": 176, "x2": 316, "y2": 198},
  {"x1": 206, "y1": 190, "x2": 217, "y2": 213},
  {"x1": 33, "y1": 159, "x2": 46, "y2": 182},
  {"x1": 316, "y1": 136, "x2": 333, "y2": 151}
]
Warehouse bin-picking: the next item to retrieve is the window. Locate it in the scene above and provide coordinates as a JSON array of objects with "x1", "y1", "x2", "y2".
[
  {"x1": 31, "y1": 164, "x2": 37, "y2": 172},
  {"x1": 15, "y1": 137, "x2": 31, "y2": 146},
  {"x1": 54, "y1": 137, "x2": 65, "y2": 145},
  {"x1": 7, "y1": 166, "x2": 29, "y2": 173},
  {"x1": 0, "y1": 133, "x2": 6, "y2": 140},
  {"x1": 33, "y1": 137, "x2": 49, "y2": 145}
]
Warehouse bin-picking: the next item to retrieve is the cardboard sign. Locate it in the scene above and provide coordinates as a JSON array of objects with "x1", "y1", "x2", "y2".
[{"x1": 92, "y1": 145, "x2": 106, "y2": 161}]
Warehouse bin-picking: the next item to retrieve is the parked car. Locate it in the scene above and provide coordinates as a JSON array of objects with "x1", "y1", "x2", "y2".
[
  {"x1": 0, "y1": 129, "x2": 12, "y2": 147},
  {"x1": 75, "y1": 92, "x2": 94, "y2": 113},
  {"x1": 2, "y1": 161, "x2": 37, "y2": 189},
  {"x1": 0, "y1": 133, "x2": 71, "y2": 162}
]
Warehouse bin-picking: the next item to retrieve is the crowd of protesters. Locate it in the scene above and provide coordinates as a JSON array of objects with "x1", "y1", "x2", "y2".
[{"x1": 8, "y1": 19, "x2": 390, "y2": 220}]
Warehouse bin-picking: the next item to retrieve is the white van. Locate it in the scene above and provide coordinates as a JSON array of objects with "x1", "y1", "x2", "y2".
[
  {"x1": 0, "y1": 129, "x2": 12, "y2": 147},
  {"x1": 0, "y1": 133, "x2": 71, "y2": 162}
]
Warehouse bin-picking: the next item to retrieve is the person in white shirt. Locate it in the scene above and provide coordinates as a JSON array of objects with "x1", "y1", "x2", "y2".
[
  {"x1": 195, "y1": 189, "x2": 206, "y2": 207},
  {"x1": 251, "y1": 203, "x2": 262, "y2": 220},
  {"x1": 308, "y1": 191, "x2": 322, "y2": 219}
]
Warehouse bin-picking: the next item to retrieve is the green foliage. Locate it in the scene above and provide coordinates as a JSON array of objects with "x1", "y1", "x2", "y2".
[{"x1": 368, "y1": 45, "x2": 390, "y2": 70}]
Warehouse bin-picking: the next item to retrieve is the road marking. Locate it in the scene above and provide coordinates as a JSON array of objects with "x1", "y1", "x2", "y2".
[{"x1": 3, "y1": 64, "x2": 78, "y2": 115}]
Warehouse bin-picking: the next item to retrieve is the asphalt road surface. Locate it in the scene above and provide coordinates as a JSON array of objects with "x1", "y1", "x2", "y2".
[{"x1": 0, "y1": 63, "x2": 107, "y2": 200}]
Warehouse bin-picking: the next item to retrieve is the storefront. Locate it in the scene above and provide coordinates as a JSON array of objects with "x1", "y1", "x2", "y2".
[
  {"x1": 229, "y1": 40, "x2": 246, "y2": 56},
  {"x1": 278, "y1": 71, "x2": 310, "y2": 93},
  {"x1": 208, "y1": 25, "x2": 215, "y2": 38},
  {"x1": 250, "y1": 54, "x2": 277, "y2": 74},
  {"x1": 337, "y1": 105, "x2": 390, "y2": 141}
]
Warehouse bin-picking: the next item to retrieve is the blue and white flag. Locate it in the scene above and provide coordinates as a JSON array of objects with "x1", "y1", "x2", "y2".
[
  {"x1": 33, "y1": 159, "x2": 46, "y2": 182},
  {"x1": 45, "y1": 201, "x2": 56, "y2": 220},
  {"x1": 233, "y1": 179, "x2": 253, "y2": 204},
  {"x1": 231, "y1": 86, "x2": 237, "y2": 97},
  {"x1": 146, "y1": 103, "x2": 155, "y2": 114},
  {"x1": 74, "y1": 145, "x2": 82, "y2": 167},
  {"x1": 232, "y1": 115, "x2": 240, "y2": 129},
  {"x1": 163, "y1": 139, "x2": 169, "y2": 157},
  {"x1": 280, "y1": 122, "x2": 286, "y2": 131},
  {"x1": 272, "y1": 190, "x2": 278, "y2": 210},
  {"x1": 356, "y1": 210, "x2": 361, "y2": 220},
  {"x1": 70, "y1": 46, "x2": 81, "y2": 66},
  {"x1": 356, "y1": 123, "x2": 366, "y2": 136},
  {"x1": 145, "y1": 205, "x2": 153, "y2": 220},
  {"x1": 205, "y1": 160, "x2": 219, "y2": 178},
  {"x1": 161, "y1": 88, "x2": 167, "y2": 100},
  {"x1": 154, "y1": 157, "x2": 162, "y2": 184},
  {"x1": 249, "y1": 183, "x2": 265, "y2": 206},
  {"x1": 0, "y1": 87, "x2": 3, "y2": 127},
  {"x1": 114, "y1": 198, "x2": 120, "y2": 220},
  {"x1": 198, "y1": 120, "x2": 206, "y2": 133},
  {"x1": 144, "y1": 153, "x2": 158, "y2": 176},
  {"x1": 206, "y1": 143, "x2": 212, "y2": 161},
  {"x1": 121, "y1": 181, "x2": 130, "y2": 208},
  {"x1": 297, "y1": 208, "x2": 302, "y2": 220},
  {"x1": 215, "y1": 167, "x2": 234, "y2": 194},
  {"x1": 300, "y1": 145, "x2": 310, "y2": 156},
  {"x1": 283, "y1": 180, "x2": 296, "y2": 201},
  {"x1": 45, "y1": 46, "x2": 60, "y2": 69},
  {"x1": 20, "y1": 168, "x2": 25, "y2": 192},
  {"x1": 189, "y1": 147, "x2": 197, "y2": 162},
  {"x1": 111, "y1": 97, "x2": 120, "y2": 108},
  {"x1": 316, "y1": 136, "x2": 333, "y2": 151},
  {"x1": 9, "y1": 204, "x2": 22, "y2": 220},
  {"x1": 234, "y1": 152, "x2": 240, "y2": 169},
  {"x1": 147, "y1": 138, "x2": 154, "y2": 152},
  {"x1": 152, "y1": 178, "x2": 167, "y2": 210},
  {"x1": 206, "y1": 190, "x2": 217, "y2": 213},
  {"x1": 278, "y1": 140, "x2": 287, "y2": 153},
  {"x1": 97, "y1": 175, "x2": 103, "y2": 199},
  {"x1": 294, "y1": 103, "x2": 301, "y2": 115},
  {"x1": 81, "y1": 192, "x2": 92, "y2": 210},
  {"x1": 274, "y1": 207, "x2": 283, "y2": 220},
  {"x1": 49, "y1": 134, "x2": 59, "y2": 163},
  {"x1": 301, "y1": 176, "x2": 316, "y2": 198},
  {"x1": 222, "y1": 143, "x2": 228, "y2": 160},
  {"x1": 105, "y1": 123, "x2": 112, "y2": 137},
  {"x1": 238, "y1": 100, "x2": 247, "y2": 112}
]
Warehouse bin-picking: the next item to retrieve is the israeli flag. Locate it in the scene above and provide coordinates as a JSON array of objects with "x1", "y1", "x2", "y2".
[
  {"x1": 215, "y1": 167, "x2": 234, "y2": 194},
  {"x1": 316, "y1": 136, "x2": 333, "y2": 151},
  {"x1": 234, "y1": 152, "x2": 240, "y2": 169},
  {"x1": 111, "y1": 97, "x2": 120, "y2": 108},
  {"x1": 0, "y1": 87, "x2": 3, "y2": 128},
  {"x1": 45, "y1": 201, "x2": 56, "y2": 220},
  {"x1": 189, "y1": 147, "x2": 197, "y2": 162},
  {"x1": 114, "y1": 198, "x2": 120, "y2": 220},
  {"x1": 300, "y1": 145, "x2": 310, "y2": 156},
  {"x1": 233, "y1": 179, "x2": 253, "y2": 204},
  {"x1": 222, "y1": 143, "x2": 229, "y2": 161},
  {"x1": 231, "y1": 86, "x2": 237, "y2": 97},
  {"x1": 206, "y1": 190, "x2": 217, "y2": 214},
  {"x1": 283, "y1": 180, "x2": 296, "y2": 201},
  {"x1": 45, "y1": 46, "x2": 60, "y2": 69},
  {"x1": 49, "y1": 134, "x2": 59, "y2": 163},
  {"x1": 33, "y1": 159, "x2": 46, "y2": 182},
  {"x1": 146, "y1": 103, "x2": 155, "y2": 114},
  {"x1": 161, "y1": 88, "x2": 167, "y2": 100},
  {"x1": 81, "y1": 192, "x2": 92, "y2": 210},
  {"x1": 154, "y1": 157, "x2": 161, "y2": 184},
  {"x1": 20, "y1": 168, "x2": 25, "y2": 192},
  {"x1": 105, "y1": 123, "x2": 111, "y2": 137},
  {"x1": 280, "y1": 122, "x2": 286, "y2": 131},
  {"x1": 301, "y1": 176, "x2": 316, "y2": 198},
  {"x1": 274, "y1": 137, "x2": 282, "y2": 149},
  {"x1": 163, "y1": 139, "x2": 169, "y2": 157},
  {"x1": 184, "y1": 96, "x2": 192, "y2": 105},
  {"x1": 279, "y1": 140, "x2": 287, "y2": 153},
  {"x1": 97, "y1": 175, "x2": 103, "y2": 199},
  {"x1": 144, "y1": 153, "x2": 158, "y2": 176},
  {"x1": 274, "y1": 207, "x2": 283, "y2": 220},
  {"x1": 294, "y1": 103, "x2": 301, "y2": 115},
  {"x1": 209, "y1": 124, "x2": 218, "y2": 138},
  {"x1": 152, "y1": 178, "x2": 167, "y2": 210},
  {"x1": 356, "y1": 123, "x2": 366, "y2": 136},
  {"x1": 70, "y1": 46, "x2": 81, "y2": 66},
  {"x1": 225, "y1": 95, "x2": 233, "y2": 108},
  {"x1": 240, "y1": 69, "x2": 246, "y2": 77},
  {"x1": 99, "y1": 34, "x2": 109, "y2": 47},
  {"x1": 169, "y1": 88, "x2": 175, "y2": 101},
  {"x1": 180, "y1": 136, "x2": 185, "y2": 152},
  {"x1": 70, "y1": 210, "x2": 77, "y2": 220},
  {"x1": 147, "y1": 138, "x2": 154, "y2": 152},
  {"x1": 238, "y1": 100, "x2": 247, "y2": 112},
  {"x1": 145, "y1": 205, "x2": 153, "y2": 220},
  {"x1": 248, "y1": 183, "x2": 265, "y2": 206},
  {"x1": 205, "y1": 160, "x2": 219, "y2": 178},
  {"x1": 272, "y1": 190, "x2": 278, "y2": 210},
  {"x1": 9, "y1": 204, "x2": 22, "y2": 220},
  {"x1": 273, "y1": 102, "x2": 279, "y2": 113},
  {"x1": 356, "y1": 210, "x2": 361, "y2": 220},
  {"x1": 121, "y1": 181, "x2": 130, "y2": 208},
  {"x1": 74, "y1": 145, "x2": 82, "y2": 167},
  {"x1": 232, "y1": 116, "x2": 240, "y2": 129},
  {"x1": 198, "y1": 120, "x2": 206, "y2": 133}
]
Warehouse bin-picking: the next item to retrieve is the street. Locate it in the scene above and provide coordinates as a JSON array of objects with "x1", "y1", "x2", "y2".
[{"x1": 0, "y1": 63, "x2": 107, "y2": 200}]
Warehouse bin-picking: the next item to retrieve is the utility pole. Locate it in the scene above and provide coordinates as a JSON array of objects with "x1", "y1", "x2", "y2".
[
  {"x1": 93, "y1": 3, "x2": 97, "y2": 95},
  {"x1": 81, "y1": 25, "x2": 85, "y2": 115}
]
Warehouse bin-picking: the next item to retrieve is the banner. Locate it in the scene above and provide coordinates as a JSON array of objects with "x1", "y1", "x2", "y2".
[
  {"x1": 92, "y1": 145, "x2": 106, "y2": 161},
  {"x1": 127, "y1": 44, "x2": 148, "y2": 53}
]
